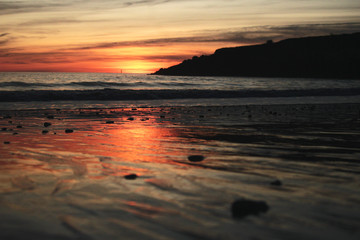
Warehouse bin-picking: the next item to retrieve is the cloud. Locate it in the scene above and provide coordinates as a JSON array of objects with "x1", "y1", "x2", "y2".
[
  {"x1": 0, "y1": 0, "x2": 176, "y2": 15},
  {"x1": 0, "y1": 32, "x2": 10, "y2": 45},
  {"x1": 0, "y1": 47, "x2": 190, "y2": 65},
  {"x1": 0, "y1": 1, "x2": 66, "y2": 15},
  {"x1": 69, "y1": 22, "x2": 360, "y2": 51}
]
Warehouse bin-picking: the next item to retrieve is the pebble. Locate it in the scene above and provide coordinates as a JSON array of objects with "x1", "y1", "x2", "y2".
[
  {"x1": 124, "y1": 174, "x2": 138, "y2": 180},
  {"x1": 231, "y1": 199, "x2": 269, "y2": 219},
  {"x1": 4, "y1": 141, "x2": 10, "y2": 144},
  {"x1": 188, "y1": 155, "x2": 205, "y2": 162},
  {"x1": 65, "y1": 129, "x2": 74, "y2": 133},
  {"x1": 47, "y1": 115, "x2": 54, "y2": 119},
  {"x1": 127, "y1": 117, "x2": 134, "y2": 121},
  {"x1": 270, "y1": 180, "x2": 282, "y2": 186},
  {"x1": 44, "y1": 122, "x2": 52, "y2": 127},
  {"x1": 42, "y1": 130, "x2": 49, "y2": 134},
  {"x1": 106, "y1": 120, "x2": 114, "y2": 124},
  {"x1": 1, "y1": 128, "x2": 6, "y2": 131},
  {"x1": 16, "y1": 125, "x2": 22, "y2": 128}
]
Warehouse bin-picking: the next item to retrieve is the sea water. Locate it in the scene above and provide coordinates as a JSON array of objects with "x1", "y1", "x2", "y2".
[{"x1": 0, "y1": 72, "x2": 359, "y2": 109}]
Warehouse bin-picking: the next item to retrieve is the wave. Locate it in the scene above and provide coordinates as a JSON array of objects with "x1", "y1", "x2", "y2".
[
  {"x1": 0, "y1": 81, "x2": 54, "y2": 87},
  {"x1": 0, "y1": 88, "x2": 359, "y2": 102},
  {"x1": 0, "y1": 81, "x2": 137, "y2": 88},
  {"x1": 0, "y1": 81, "x2": 200, "y2": 89}
]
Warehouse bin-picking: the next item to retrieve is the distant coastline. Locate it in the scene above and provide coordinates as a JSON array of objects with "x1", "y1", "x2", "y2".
[{"x1": 153, "y1": 32, "x2": 360, "y2": 79}]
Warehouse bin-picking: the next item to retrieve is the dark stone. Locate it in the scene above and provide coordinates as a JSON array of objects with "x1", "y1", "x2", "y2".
[
  {"x1": 4, "y1": 141, "x2": 10, "y2": 144},
  {"x1": 16, "y1": 125, "x2": 22, "y2": 128},
  {"x1": 124, "y1": 174, "x2": 138, "y2": 180},
  {"x1": 47, "y1": 115, "x2": 54, "y2": 119},
  {"x1": 160, "y1": 115, "x2": 165, "y2": 118},
  {"x1": 270, "y1": 180, "x2": 282, "y2": 186},
  {"x1": 231, "y1": 199, "x2": 269, "y2": 219},
  {"x1": 127, "y1": 117, "x2": 134, "y2": 121},
  {"x1": 188, "y1": 155, "x2": 205, "y2": 162},
  {"x1": 132, "y1": 108, "x2": 137, "y2": 111},
  {"x1": 42, "y1": 130, "x2": 49, "y2": 134},
  {"x1": 65, "y1": 129, "x2": 74, "y2": 133},
  {"x1": 1, "y1": 128, "x2": 6, "y2": 131},
  {"x1": 44, "y1": 122, "x2": 52, "y2": 127},
  {"x1": 13, "y1": 132, "x2": 18, "y2": 135},
  {"x1": 199, "y1": 115, "x2": 204, "y2": 118},
  {"x1": 106, "y1": 120, "x2": 114, "y2": 124}
]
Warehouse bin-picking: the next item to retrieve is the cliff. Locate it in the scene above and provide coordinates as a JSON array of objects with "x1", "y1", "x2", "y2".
[{"x1": 153, "y1": 32, "x2": 360, "y2": 79}]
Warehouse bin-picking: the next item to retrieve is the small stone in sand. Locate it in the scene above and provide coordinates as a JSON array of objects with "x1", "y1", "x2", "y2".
[
  {"x1": 1, "y1": 128, "x2": 6, "y2": 131},
  {"x1": 42, "y1": 130, "x2": 49, "y2": 134},
  {"x1": 4, "y1": 141, "x2": 10, "y2": 144},
  {"x1": 124, "y1": 174, "x2": 138, "y2": 180},
  {"x1": 65, "y1": 129, "x2": 74, "y2": 133},
  {"x1": 47, "y1": 115, "x2": 54, "y2": 119},
  {"x1": 16, "y1": 125, "x2": 22, "y2": 128},
  {"x1": 231, "y1": 199, "x2": 269, "y2": 219},
  {"x1": 44, "y1": 122, "x2": 52, "y2": 127},
  {"x1": 106, "y1": 120, "x2": 114, "y2": 124},
  {"x1": 270, "y1": 180, "x2": 282, "y2": 186},
  {"x1": 13, "y1": 132, "x2": 18, "y2": 135},
  {"x1": 188, "y1": 155, "x2": 205, "y2": 162},
  {"x1": 127, "y1": 117, "x2": 134, "y2": 121}
]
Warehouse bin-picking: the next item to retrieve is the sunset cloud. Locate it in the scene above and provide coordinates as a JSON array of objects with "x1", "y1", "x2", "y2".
[
  {"x1": 1, "y1": 0, "x2": 359, "y2": 72},
  {"x1": 68, "y1": 22, "x2": 360, "y2": 51}
]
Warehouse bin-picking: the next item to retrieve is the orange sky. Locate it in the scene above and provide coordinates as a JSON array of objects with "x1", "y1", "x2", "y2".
[{"x1": 1, "y1": 0, "x2": 359, "y2": 73}]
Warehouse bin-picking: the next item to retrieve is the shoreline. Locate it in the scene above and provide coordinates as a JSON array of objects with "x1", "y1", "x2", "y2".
[{"x1": 1, "y1": 88, "x2": 360, "y2": 102}]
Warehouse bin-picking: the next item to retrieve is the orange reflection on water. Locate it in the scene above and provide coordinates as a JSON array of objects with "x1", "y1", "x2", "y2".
[{"x1": 1, "y1": 112, "x2": 187, "y2": 179}]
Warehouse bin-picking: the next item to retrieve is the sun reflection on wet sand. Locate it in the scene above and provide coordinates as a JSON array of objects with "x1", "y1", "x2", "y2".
[
  {"x1": 1, "y1": 105, "x2": 360, "y2": 239},
  {"x1": 0, "y1": 108, "x2": 205, "y2": 184}
]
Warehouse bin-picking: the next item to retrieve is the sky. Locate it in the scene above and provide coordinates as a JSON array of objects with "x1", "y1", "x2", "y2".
[{"x1": 0, "y1": 0, "x2": 359, "y2": 73}]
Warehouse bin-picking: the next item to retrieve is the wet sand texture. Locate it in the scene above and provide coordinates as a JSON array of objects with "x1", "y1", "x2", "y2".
[{"x1": 0, "y1": 103, "x2": 360, "y2": 239}]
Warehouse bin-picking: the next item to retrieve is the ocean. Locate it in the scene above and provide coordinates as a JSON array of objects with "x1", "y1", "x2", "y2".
[{"x1": 0, "y1": 72, "x2": 359, "y2": 109}]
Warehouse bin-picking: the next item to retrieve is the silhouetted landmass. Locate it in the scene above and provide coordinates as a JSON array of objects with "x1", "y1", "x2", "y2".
[{"x1": 153, "y1": 32, "x2": 360, "y2": 79}]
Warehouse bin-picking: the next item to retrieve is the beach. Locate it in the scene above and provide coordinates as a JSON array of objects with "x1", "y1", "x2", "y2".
[{"x1": 1, "y1": 103, "x2": 360, "y2": 239}]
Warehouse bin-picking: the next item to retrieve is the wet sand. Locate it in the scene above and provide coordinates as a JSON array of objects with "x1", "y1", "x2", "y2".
[{"x1": 1, "y1": 103, "x2": 360, "y2": 239}]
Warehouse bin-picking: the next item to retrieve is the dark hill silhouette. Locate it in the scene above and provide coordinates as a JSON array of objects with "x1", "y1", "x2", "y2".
[{"x1": 153, "y1": 32, "x2": 360, "y2": 79}]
